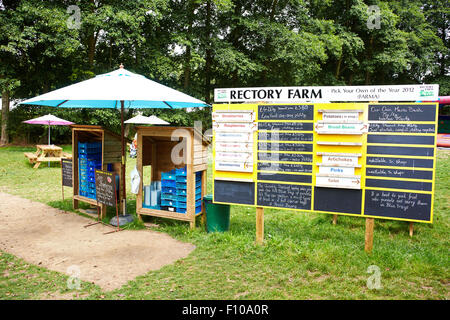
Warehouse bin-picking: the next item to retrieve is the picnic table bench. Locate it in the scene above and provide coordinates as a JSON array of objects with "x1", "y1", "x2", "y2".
[{"x1": 24, "y1": 144, "x2": 72, "y2": 169}]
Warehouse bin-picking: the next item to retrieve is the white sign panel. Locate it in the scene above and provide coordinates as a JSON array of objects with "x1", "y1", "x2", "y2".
[
  {"x1": 315, "y1": 175, "x2": 362, "y2": 189},
  {"x1": 215, "y1": 131, "x2": 253, "y2": 142},
  {"x1": 214, "y1": 85, "x2": 439, "y2": 103},
  {"x1": 322, "y1": 155, "x2": 359, "y2": 166},
  {"x1": 215, "y1": 142, "x2": 253, "y2": 153},
  {"x1": 322, "y1": 112, "x2": 360, "y2": 122},
  {"x1": 212, "y1": 111, "x2": 255, "y2": 122},
  {"x1": 213, "y1": 122, "x2": 257, "y2": 132},
  {"x1": 319, "y1": 166, "x2": 355, "y2": 175},
  {"x1": 215, "y1": 161, "x2": 253, "y2": 172},
  {"x1": 216, "y1": 151, "x2": 252, "y2": 162},
  {"x1": 315, "y1": 122, "x2": 367, "y2": 134}
]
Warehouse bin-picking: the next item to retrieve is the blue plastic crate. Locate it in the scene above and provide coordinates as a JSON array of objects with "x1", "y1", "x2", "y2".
[
  {"x1": 176, "y1": 179, "x2": 201, "y2": 190},
  {"x1": 175, "y1": 175, "x2": 187, "y2": 182},
  {"x1": 161, "y1": 199, "x2": 176, "y2": 207},
  {"x1": 161, "y1": 206, "x2": 176, "y2": 212},
  {"x1": 88, "y1": 176, "x2": 95, "y2": 183},
  {"x1": 161, "y1": 179, "x2": 176, "y2": 188},
  {"x1": 87, "y1": 192, "x2": 96, "y2": 199},
  {"x1": 79, "y1": 190, "x2": 88, "y2": 197},
  {"x1": 175, "y1": 167, "x2": 187, "y2": 176},
  {"x1": 176, "y1": 205, "x2": 202, "y2": 214},
  {"x1": 88, "y1": 182, "x2": 96, "y2": 189},
  {"x1": 174, "y1": 192, "x2": 202, "y2": 202},
  {"x1": 176, "y1": 185, "x2": 201, "y2": 196},
  {"x1": 161, "y1": 193, "x2": 176, "y2": 201},
  {"x1": 161, "y1": 170, "x2": 176, "y2": 180},
  {"x1": 176, "y1": 199, "x2": 201, "y2": 209},
  {"x1": 162, "y1": 186, "x2": 176, "y2": 194}
]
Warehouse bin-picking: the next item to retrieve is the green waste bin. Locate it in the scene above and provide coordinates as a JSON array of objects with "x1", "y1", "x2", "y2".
[{"x1": 203, "y1": 194, "x2": 230, "y2": 233}]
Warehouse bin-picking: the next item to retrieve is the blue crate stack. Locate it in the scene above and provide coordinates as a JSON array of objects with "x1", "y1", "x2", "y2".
[
  {"x1": 78, "y1": 142, "x2": 102, "y2": 199},
  {"x1": 160, "y1": 166, "x2": 202, "y2": 214}
]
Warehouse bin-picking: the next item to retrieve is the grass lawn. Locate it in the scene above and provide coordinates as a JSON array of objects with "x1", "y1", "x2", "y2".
[{"x1": 0, "y1": 145, "x2": 448, "y2": 300}]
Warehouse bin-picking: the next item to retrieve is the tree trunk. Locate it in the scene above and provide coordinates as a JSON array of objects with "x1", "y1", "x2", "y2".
[
  {"x1": 204, "y1": 0, "x2": 212, "y2": 103},
  {"x1": 1, "y1": 90, "x2": 10, "y2": 146}
]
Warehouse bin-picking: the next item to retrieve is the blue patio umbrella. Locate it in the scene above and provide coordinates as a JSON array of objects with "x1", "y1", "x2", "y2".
[{"x1": 20, "y1": 65, "x2": 209, "y2": 213}]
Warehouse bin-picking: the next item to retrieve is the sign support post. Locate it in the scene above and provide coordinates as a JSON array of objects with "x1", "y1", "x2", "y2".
[
  {"x1": 364, "y1": 218, "x2": 374, "y2": 253},
  {"x1": 332, "y1": 215, "x2": 337, "y2": 225},
  {"x1": 256, "y1": 207, "x2": 264, "y2": 245},
  {"x1": 409, "y1": 222, "x2": 414, "y2": 237}
]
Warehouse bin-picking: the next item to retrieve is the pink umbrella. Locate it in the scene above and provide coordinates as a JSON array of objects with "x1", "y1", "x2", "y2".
[{"x1": 23, "y1": 114, "x2": 74, "y2": 145}]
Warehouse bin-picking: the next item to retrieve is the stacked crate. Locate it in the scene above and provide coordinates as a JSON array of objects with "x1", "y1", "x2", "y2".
[
  {"x1": 160, "y1": 166, "x2": 202, "y2": 214},
  {"x1": 78, "y1": 142, "x2": 102, "y2": 199}
]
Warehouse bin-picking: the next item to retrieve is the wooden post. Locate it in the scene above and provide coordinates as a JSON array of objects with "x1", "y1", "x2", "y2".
[
  {"x1": 409, "y1": 222, "x2": 414, "y2": 237},
  {"x1": 365, "y1": 218, "x2": 374, "y2": 253},
  {"x1": 332, "y1": 214, "x2": 337, "y2": 225},
  {"x1": 188, "y1": 130, "x2": 195, "y2": 230},
  {"x1": 136, "y1": 132, "x2": 143, "y2": 222},
  {"x1": 256, "y1": 207, "x2": 264, "y2": 245}
]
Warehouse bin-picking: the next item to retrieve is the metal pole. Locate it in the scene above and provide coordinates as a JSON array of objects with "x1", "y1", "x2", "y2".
[
  {"x1": 48, "y1": 123, "x2": 50, "y2": 167},
  {"x1": 121, "y1": 100, "x2": 126, "y2": 215}
]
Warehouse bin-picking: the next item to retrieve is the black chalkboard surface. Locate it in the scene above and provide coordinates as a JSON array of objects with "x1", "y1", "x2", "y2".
[
  {"x1": 368, "y1": 104, "x2": 436, "y2": 121},
  {"x1": 364, "y1": 190, "x2": 432, "y2": 222},
  {"x1": 258, "y1": 122, "x2": 314, "y2": 131},
  {"x1": 258, "y1": 142, "x2": 313, "y2": 152},
  {"x1": 258, "y1": 104, "x2": 314, "y2": 120},
  {"x1": 257, "y1": 183, "x2": 311, "y2": 210},
  {"x1": 368, "y1": 123, "x2": 435, "y2": 134},
  {"x1": 214, "y1": 180, "x2": 255, "y2": 205},
  {"x1": 258, "y1": 132, "x2": 313, "y2": 142},
  {"x1": 314, "y1": 187, "x2": 362, "y2": 215},
  {"x1": 61, "y1": 159, "x2": 72, "y2": 187},
  {"x1": 95, "y1": 170, "x2": 117, "y2": 207},
  {"x1": 258, "y1": 152, "x2": 313, "y2": 163}
]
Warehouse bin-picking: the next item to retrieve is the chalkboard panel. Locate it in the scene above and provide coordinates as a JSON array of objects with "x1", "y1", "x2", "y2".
[
  {"x1": 365, "y1": 179, "x2": 432, "y2": 191},
  {"x1": 368, "y1": 104, "x2": 436, "y2": 122},
  {"x1": 366, "y1": 156, "x2": 434, "y2": 168},
  {"x1": 258, "y1": 152, "x2": 313, "y2": 163},
  {"x1": 368, "y1": 123, "x2": 435, "y2": 133},
  {"x1": 367, "y1": 146, "x2": 434, "y2": 157},
  {"x1": 364, "y1": 190, "x2": 432, "y2": 222},
  {"x1": 95, "y1": 170, "x2": 117, "y2": 207},
  {"x1": 257, "y1": 172, "x2": 312, "y2": 183},
  {"x1": 257, "y1": 183, "x2": 311, "y2": 210},
  {"x1": 258, "y1": 142, "x2": 313, "y2": 152},
  {"x1": 258, "y1": 162, "x2": 312, "y2": 173},
  {"x1": 214, "y1": 180, "x2": 255, "y2": 205},
  {"x1": 366, "y1": 168, "x2": 433, "y2": 180},
  {"x1": 258, "y1": 132, "x2": 313, "y2": 142},
  {"x1": 61, "y1": 159, "x2": 72, "y2": 187},
  {"x1": 314, "y1": 187, "x2": 362, "y2": 214},
  {"x1": 367, "y1": 134, "x2": 435, "y2": 145},
  {"x1": 258, "y1": 122, "x2": 314, "y2": 131},
  {"x1": 258, "y1": 105, "x2": 314, "y2": 120}
]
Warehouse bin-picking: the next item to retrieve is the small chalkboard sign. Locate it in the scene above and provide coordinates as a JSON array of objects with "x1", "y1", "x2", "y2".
[
  {"x1": 368, "y1": 104, "x2": 437, "y2": 122},
  {"x1": 258, "y1": 104, "x2": 314, "y2": 120},
  {"x1": 258, "y1": 122, "x2": 314, "y2": 131},
  {"x1": 364, "y1": 190, "x2": 432, "y2": 222},
  {"x1": 95, "y1": 170, "x2": 117, "y2": 207},
  {"x1": 257, "y1": 183, "x2": 311, "y2": 210},
  {"x1": 61, "y1": 159, "x2": 72, "y2": 187},
  {"x1": 214, "y1": 180, "x2": 255, "y2": 205},
  {"x1": 258, "y1": 132, "x2": 313, "y2": 142}
]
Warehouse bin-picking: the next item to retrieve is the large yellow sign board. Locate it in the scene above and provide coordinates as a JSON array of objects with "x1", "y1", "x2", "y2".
[{"x1": 212, "y1": 103, "x2": 438, "y2": 223}]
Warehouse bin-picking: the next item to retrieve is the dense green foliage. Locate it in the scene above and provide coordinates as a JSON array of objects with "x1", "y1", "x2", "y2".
[{"x1": 0, "y1": 0, "x2": 449, "y2": 143}]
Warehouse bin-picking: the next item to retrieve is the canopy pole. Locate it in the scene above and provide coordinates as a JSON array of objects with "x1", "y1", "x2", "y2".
[
  {"x1": 48, "y1": 124, "x2": 51, "y2": 167},
  {"x1": 121, "y1": 100, "x2": 127, "y2": 215}
]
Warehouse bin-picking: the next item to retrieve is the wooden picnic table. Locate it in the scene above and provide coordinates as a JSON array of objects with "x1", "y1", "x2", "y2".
[{"x1": 24, "y1": 144, "x2": 72, "y2": 169}]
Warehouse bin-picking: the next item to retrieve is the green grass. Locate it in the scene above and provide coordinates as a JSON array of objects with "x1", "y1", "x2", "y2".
[{"x1": 0, "y1": 145, "x2": 449, "y2": 299}]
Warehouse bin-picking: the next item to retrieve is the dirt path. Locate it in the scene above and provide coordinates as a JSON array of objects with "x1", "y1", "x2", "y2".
[{"x1": 0, "y1": 192, "x2": 195, "y2": 291}]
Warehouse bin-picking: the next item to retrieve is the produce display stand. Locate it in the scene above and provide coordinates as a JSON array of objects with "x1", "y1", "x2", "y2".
[
  {"x1": 135, "y1": 126, "x2": 210, "y2": 229},
  {"x1": 70, "y1": 125, "x2": 122, "y2": 218}
]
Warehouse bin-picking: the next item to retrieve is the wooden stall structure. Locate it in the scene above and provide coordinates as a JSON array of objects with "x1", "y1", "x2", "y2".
[
  {"x1": 71, "y1": 125, "x2": 123, "y2": 218},
  {"x1": 135, "y1": 126, "x2": 210, "y2": 229}
]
